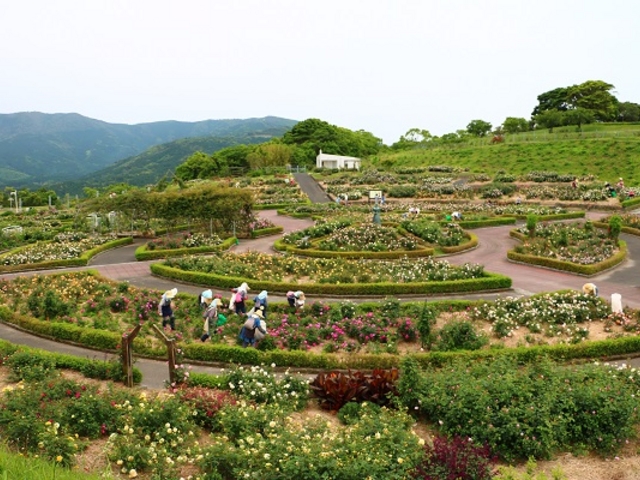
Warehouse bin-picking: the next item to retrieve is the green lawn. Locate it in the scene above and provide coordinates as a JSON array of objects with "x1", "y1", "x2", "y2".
[{"x1": 371, "y1": 137, "x2": 640, "y2": 185}]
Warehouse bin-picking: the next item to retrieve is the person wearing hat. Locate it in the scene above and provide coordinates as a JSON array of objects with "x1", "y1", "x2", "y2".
[
  {"x1": 201, "y1": 291, "x2": 226, "y2": 342},
  {"x1": 239, "y1": 306, "x2": 267, "y2": 348},
  {"x1": 158, "y1": 288, "x2": 178, "y2": 331},
  {"x1": 231, "y1": 282, "x2": 250, "y2": 315},
  {"x1": 582, "y1": 283, "x2": 598, "y2": 297},
  {"x1": 286, "y1": 290, "x2": 305, "y2": 309},
  {"x1": 253, "y1": 290, "x2": 269, "y2": 318}
]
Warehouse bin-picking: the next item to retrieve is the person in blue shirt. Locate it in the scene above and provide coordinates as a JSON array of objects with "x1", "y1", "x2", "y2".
[{"x1": 239, "y1": 308, "x2": 267, "y2": 347}]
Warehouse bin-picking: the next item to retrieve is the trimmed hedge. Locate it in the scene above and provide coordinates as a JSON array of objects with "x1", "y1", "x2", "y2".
[
  {"x1": 512, "y1": 211, "x2": 586, "y2": 221},
  {"x1": 440, "y1": 233, "x2": 478, "y2": 254},
  {"x1": 150, "y1": 262, "x2": 512, "y2": 295},
  {"x1": 508, "y1": 230, "x2": 627, "y2": 276},
  {"x1": 253, "y1": 202, "x2": 309, "y2": 210},
  {"x1": 134, "y1": 236, "x2": 237, "y2": 261},
  {"x1": 593, "y1": 221, "x2": 640, "y2": 237},
  {"x1": 622, "y1": 196, "x2": 640, "y2": 209},
  {"x1": 250, "y1": 226, "x2": 284, "y2": 238},
  {"x1": 442, "y1": 217, "x2": 517, "y2": 229},
  {"x1": 278, "y1": 243, "x2": 435, "y2": 259},
  {"x1": 0, "y1": 237, "x2": 133, "y2": 273},
  {"x1": 0, "y1": 338, "x2": 142, "y2": 384}
]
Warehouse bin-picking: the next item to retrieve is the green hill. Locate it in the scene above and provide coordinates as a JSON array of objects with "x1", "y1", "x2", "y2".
[
  {"x1": 374, "y1": 125, "x2": 640, "y2": 185},
  {"x1": 53, "y1": 134, "x2": 278, "y2": 195},
  {"x1": 0, "y1": 112, "x2": 297, "y2": 188}
]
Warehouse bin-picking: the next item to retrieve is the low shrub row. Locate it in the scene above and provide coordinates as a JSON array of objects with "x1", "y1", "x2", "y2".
[
  {"x1": 134, "y1": 236, "x2": 236, "y2": 261},
  {"x1": 621, "y1": 196, "x2": 640, "y2": 209},
  {"x1": 0, "y1": 338, "x2": 142, "y2": 383},
  {"x1": 508, "y1": 231, "x2": 627, "y2": 276},
  {"x1": 593, "y1": 221, "x2": 640, "y2": 237},
  {"x1": 447, "y1": 217, "x2": 516, "y2": 229},
  {"x1": 150, "y1": 262, "x2": 511, "y2": 295},
  {"x1": 278, "y1": 242, "x2": 435, "y2": 259},
  {"x1": 512, "y1": 211, "x2": 585, "y2": 221},
  {"x1": 0, "y1": 237, "x2": 133, "y2": 273},
  {"x1": 250, "y1": 226, "x2": 284, "y2": 238}
]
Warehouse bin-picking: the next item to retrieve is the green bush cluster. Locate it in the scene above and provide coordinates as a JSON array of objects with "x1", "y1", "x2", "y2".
[{"x1": 396, "y1": 356, "x2": 640, "y2": 460}]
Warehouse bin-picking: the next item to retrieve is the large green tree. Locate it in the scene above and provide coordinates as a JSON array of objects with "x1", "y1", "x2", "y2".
[
  {"x1": 531, "y1": 87, "x2": 570, "y2": 117},
  {"x1": 566, "y1": 80, "x2": 618, "y2": 121},
  {"x1": 534, "y1": 109, "x2": 564, "y2": 133},
  {"x1": 282, "y1": 118, "x2": 381, "y2": 166},
  {"x1": 175, "y1": 151, "x2": 227, "y2": 181},
  {"x1": 466, "y1": 119, "x2": 493, "y2": 137},
  {"x1": 501, "y1": 117, "x2": 530, "y2": 134},
  {"x1": 618, "y1": 101, "x2": 640, "y2": 122}
]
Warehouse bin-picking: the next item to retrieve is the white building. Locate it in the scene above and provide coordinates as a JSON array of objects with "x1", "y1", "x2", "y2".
[{"x1": 315, "y1": 149, "x2": 361, "y2": 170}]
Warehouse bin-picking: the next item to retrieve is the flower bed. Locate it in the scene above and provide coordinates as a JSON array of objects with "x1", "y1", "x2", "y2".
[
  {"x1": 0, "y1": 235, "x2": 133, "y2": 272},
  {"x1": 134, "y1": 234, "x2": 236, "y2": 261},
  {"x1": 507, "y1": 222, "x2": 626, "y2": 275},
  {"x1": 156, "y1": 251, "x2": 508, "y2": 295}
]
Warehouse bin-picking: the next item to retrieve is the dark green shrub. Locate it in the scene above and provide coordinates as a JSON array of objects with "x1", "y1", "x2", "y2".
[
  {"x1": 417, "y1": 303, "x2": 437, "y2": 349},
  {"x1": 609, "y1": 215, "x2": 622, "y2": 239},
  {"x1": 5, "y1": 350, "x2": 56, "y2": 382},
  {"x1": 337, "y1": 401, "x2": 382, "y2": 425},
  {"x1": 436, "y1": 321, "x2": 488, "y2": 351}
]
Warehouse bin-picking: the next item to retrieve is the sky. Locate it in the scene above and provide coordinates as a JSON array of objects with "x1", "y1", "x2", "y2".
[{"x1": 1, "y1": 0, "x2": 640, "y2": 145}]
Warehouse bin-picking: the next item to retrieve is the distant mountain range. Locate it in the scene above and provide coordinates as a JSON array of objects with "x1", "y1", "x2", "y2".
[{"x1": 0, "y1": 112, "x2": 297, "y2": 192}]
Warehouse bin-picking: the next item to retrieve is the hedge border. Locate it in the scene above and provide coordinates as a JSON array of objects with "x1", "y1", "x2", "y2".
[
  {"x1": 508, "y1": 229, "x2": 627, "y2": 276},
  {"x1": 250, "y1": 226, "x2": 284, "y2": 238},
  {"x1": 442, "y1": 217, "x2": 517, "y2": 229},
  {"x1": 134, "y1": 236, "x2": 237, "y2": 261},
  {"x1": 253, "y1": 202, "x2": 310, "y2": 211},
  {"x1": 0, "y1": 237, "x2": 133, "y2": 273},
  {"x1": 621, "y1": 197, "x2": 640, "y2": 209},
  {"x1": 593, "y1": 221, "x2": 640, "y2": 237},
  {"x1": 512, "y1": 211, "x2": 586, "y2": 221},
  {"x1": 150, "y1": 262, "x2": 512, "y2": 295}
]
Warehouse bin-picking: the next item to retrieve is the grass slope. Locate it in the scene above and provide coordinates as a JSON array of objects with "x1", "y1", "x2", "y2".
[{"x1": 373, "y1": 130, "x2": 640, "y2": 185}]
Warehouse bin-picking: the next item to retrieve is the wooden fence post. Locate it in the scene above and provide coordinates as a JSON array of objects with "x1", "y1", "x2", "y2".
[
  {"x1": 121, "y1": 323, "x2": 143, "y2": 388},
  {"x1": 152, "y1": 324, "x2": 178, "y2": 386}
]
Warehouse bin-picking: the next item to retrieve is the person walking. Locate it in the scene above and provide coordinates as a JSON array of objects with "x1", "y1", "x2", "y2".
[
  {"x1": 200, "y1": 291, "x2": 225, "y2": 342},
  {"x1": 158, "y1": 288, "x2": 178, "y2": 331}
]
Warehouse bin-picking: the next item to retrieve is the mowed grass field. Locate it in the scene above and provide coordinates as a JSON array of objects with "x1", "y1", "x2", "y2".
[{"x1": 372, "y1": 123, "x2": 640, "y2": 185}]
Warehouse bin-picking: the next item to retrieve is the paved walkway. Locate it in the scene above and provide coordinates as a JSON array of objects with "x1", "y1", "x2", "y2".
[{"x1": 1, "y1": 208, "x2": 639, "y2": 388}]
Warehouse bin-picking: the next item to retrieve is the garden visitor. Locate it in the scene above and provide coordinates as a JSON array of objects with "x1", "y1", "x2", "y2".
[
  {"x1": 582, "y1": 283, "x2": 598, "y2": 297},
  {"x1": 571, "y1": 178, "x2": 578, "y2": 188},
  {"x1": 452, "y1": 211, "x2": 462, "y2": 221},
  {"x1": 253, "y1": 290, "x2": 269, "y2": 318},
  {"x1": 239, "y1": 307, "x2": 267, "y2": 347},
  {"x1": 158, "y1": 288, "x2": 178, "y2": 331},
  {"x1": 198, "y1": 289, "x2": 213, "y2": 310},
  {"x1": 380, "y1": 194, "x2": 386, "y2": 205},
  {"x1": 201, "y1": 293, "x2": 225, "y2": 342},
  {"x1": 286, "y1": 290, "x2": 305, "y2": 308},
  {"x1": 617, "y1": 177, "x2": 625, "y2": 190},
  {"x1": 230, "y1": 282, "x2": 250, "y2": 315}
]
